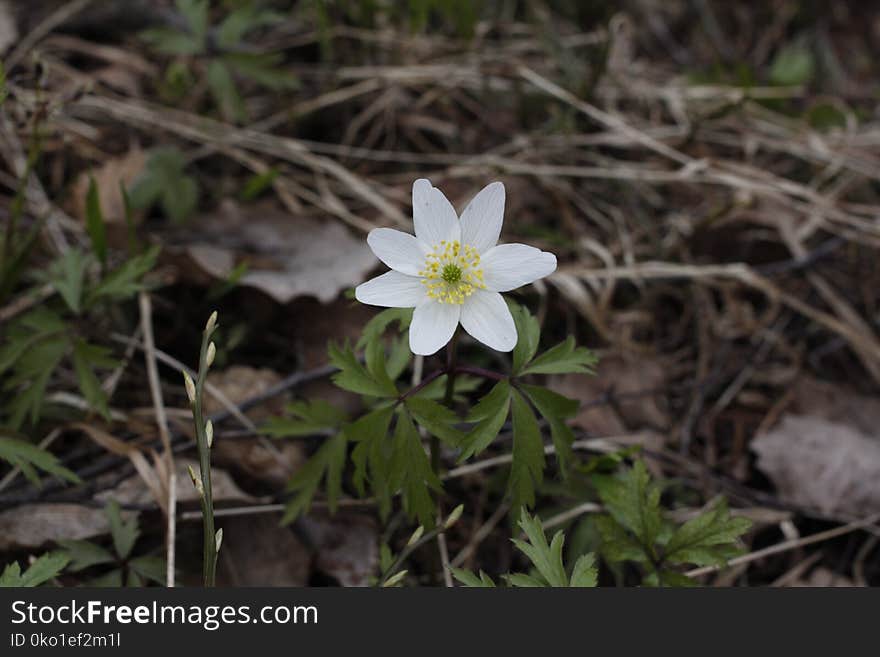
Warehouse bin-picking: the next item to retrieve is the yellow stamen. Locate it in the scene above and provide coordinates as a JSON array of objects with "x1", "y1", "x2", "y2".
[{"x1": 418, "y1": 240, "x2": 486, "y2": 305}]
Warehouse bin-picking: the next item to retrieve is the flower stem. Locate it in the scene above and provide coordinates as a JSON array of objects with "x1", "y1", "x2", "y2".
[
  {"x1": 433, "y1": 329, "x2": 460, "y2": 473},
  {"x1": 191, "y1": 315, "x2": 219, "y2": 587}
]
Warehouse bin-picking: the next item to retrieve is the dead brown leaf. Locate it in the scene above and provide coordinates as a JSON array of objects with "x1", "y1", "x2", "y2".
[
  {"x1": 215, "y1": 515, "x2": 310, "y2": 586},
  {"x1": 548, "y1": 353, "x2": 669, "y2": 436},
  {"x1": 183, "y1": 200, "x2": 376, "y2": 304},
  {"x1": 298, "y1": 514, "x2": 378, "y2": 587},
  {"x1": 69, "y1": 146, "x2": 146, "y2": 225},
  {"x1": 752, "y1": 415, "x2": 880, "y2": 516}
]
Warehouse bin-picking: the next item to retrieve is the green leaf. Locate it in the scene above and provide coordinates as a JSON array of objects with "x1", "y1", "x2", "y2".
[
  {"x1": 405, "y1": 397, "x2": 464, "y2": 447},
  {"x1": 88, "y1": 569, "x2": 123, "y2": 587},
  {"x1": 451, "y1": 567, "x2": 495, "y2": 587},
  {"x1": 262, "y1": 399, "x2": 348, "y2": 437},
  {"x1": 503, "y1": 572, "x2": 544, "y2": 587},
  {"x1": 770, "y1": 39, "x2": 814, "y2": 86},
  {"x1": 390, "y1": 410, "x2": 441, "y2": 528},
  {"x1": 645, "y1": 569, "x2": 698, "y2": 587},
  {"x1": 510, "y1": 302, "x2": 540, "y2": 375},
  {"x1": 570, "y1": 553, "x2": 598, "y2": 587},
  {"x1": 177, "y1": 0, "x2": 208, "y2": 48},
  {"x1": 56, "y1": 539, "x2": 116, "y2": 572},
  {"x1": 224, "y1": 52, "x2": 299, "y2": 90},
  {"x1": 348, "y1": 405, "x2": 395, "y2": 501},
  {"x1": 86, "y1": 246, "x2": 159, "y2": 306},
  {"x1": 364, "y1": 335, "x2": 396, "y2": 394},
  {"x1": 458, "y1": 380, "x2": 510, "y2": 461},
  {"x1": 207, "y1": 60, "x2": 247, "y2": 123},
  {"x1": 85, "y1": 177, "x2": 107, "y2": 267},
  {"x1": 0, "y1": 552, "x2": 69, "y2": 587},
  {"x1": 356, "y1": 307, "x2": 413, "y2": 350},
  {"x1": 128, "y1": 148, "x2": 197, "y2": 223},
  {"x1": 521, "y1": 384, "x2": 578, "y2": 475},
  {"x1": 105, "y1": 500, "x2": 139, "y2": 560},
  {"x1": 511, "y1": 512, "x2": 568, "y2": 587},
  {"x1": 128, "y1": 556, "x2": 167, "y2": 585},
  {"x1": 240, "y1": 168, "x2": 279, "y2": 201},
  {"x1": 520, "y1": 336, "x2": 597, "y2": 376},
  {"x1": 593, "y1": 461, "x2": 663, "y2": 555},
  {"x1": 663, "y1": 500, "x2": 751, "y2": 567},
  {"x1": 4, "y1": 335, "x2": 68, "y2": 428},
  {"x1": 507, "y1": 390, "x2": 544, "y2": 511},
  {"x1": 20, "y1": 552, "x2": 69, "y2": 585},
  {"x1": 140, "y1": 27, "x2": 202, "y2": 56},
  {"x1": 71, "y1": 339, "x2": 114, "y2": 420},
  {"x1": 0, "y1": 434, "x2": 80, "y2": 486},
  {"x1": 46, "y1": 248, "x2": 88, "y2": 314},
  {"x1": 328, "y1": 341, "x2": 397, "y2": 397},
  {"x1": 594, "y1": 515, "x2": 649, "y2": 563},
  {"x1": 217, "y1": 6, "x2": 284, "y2": 49},
  {"x1": 281, "y1": 432, "x2": 347, "y2": 524}
]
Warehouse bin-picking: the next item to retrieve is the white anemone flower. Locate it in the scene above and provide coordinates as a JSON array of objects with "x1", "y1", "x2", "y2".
[{"x1": 355, "y1": 179, "x2": 557, "y2": 355}]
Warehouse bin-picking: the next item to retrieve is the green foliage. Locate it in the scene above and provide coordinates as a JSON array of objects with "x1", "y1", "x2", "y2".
[
  {"x1": 271, "y1": 301, "x2": 597, "y2": 528},
  {"x1": 266, "y1": 399, "x2": 350, "y2": 523},
  {"x1": 390, "y1": 410, "x2": 441, "y2": 527},
  {"x1": 128, "y1": 147, "x2": 198, "y2": 223},
  {"x1": 593, "y1": 461, "x2": 752, "y2": 585},
  {"x1": 769, "y1": 39, "x2": 814, "y2": 86},
  {"x1": 458, "y1": 379, "x2": 510, "y2": 460},
  {"x1": 0, "y1": 435, "x2": 80, "y2": 487},
  {"x1": 0, "y1": 552, "x2": 69, "y2": 587},
  {"x1": 452, "y1": 511, "x2": 597, "y2": 588},
  {"x1": 142, "y1": 0, "x2": 297, "y2": 123},
  {"x1": 1, "y1": 244, "x2": 157, "y2": 429},
  {"x1": 507, "y1": 389, "x2": 545, "y2": 512},
  {"x1": 56, "y1": 501, "x2": 166, "y2": 586}
]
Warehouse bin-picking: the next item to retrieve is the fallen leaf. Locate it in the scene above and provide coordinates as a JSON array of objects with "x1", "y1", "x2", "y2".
[
  {"x1": 203, "y1": 365, "x2": 303, "y2": 487},
  {"x1": 0, "y1": 503, "x2": 111, "y2": 552},
  {"x1": 298, "y1": 513, "x2": 378, "y2": 587},
  {"x1": 69, "y1": 147, "x2": 147, "y2": 225},
  {"x1": 215, "y1": 514, "x2": 310, "y2": 586},
  {"x1": 203, "y1": 365, "x2": 284, "y2": 418},
  {"x1": 548, "y1": 353, "x2": 669, "y2": 436},
  {"x1": 97, "y1": 458, "x2": 256, "y2": 507},
  {"x1": 751, "y1": 415, "x2": 880, "y2": 516},
  {"x1": 0, "y1": 459, "x2": 255, "y2": 551},
  {"x1": 183, "y1": 200, "x2": 376, "y2": 304},
  {"x1": 790, "y1": 567, "x2": 859, "y2": 587}
]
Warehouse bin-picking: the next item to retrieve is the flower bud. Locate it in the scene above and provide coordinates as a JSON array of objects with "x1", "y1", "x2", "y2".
[
  {"x1": 187, "y1": 465, "x2": 203, "y2": 496},
  {"x1": 215, "y1": 528, "x2": 223, "y2": 552},
  {"x1": 382, "y1": 570, "x2": 407, "y2": 587},
  {"x1": 205, "y1": 420, "x2": 214, "y2": 448},
  {"x1": 183, "y1": 371, "x2": 196, "y2": 404},
  {"x1": 205, "y1": 342, "x2": 216, "y2": 368},
  {"x1": 444, "y1": 504, "x2": 464, "y2": 529},
  {"x1": 205, "y1": 310, "x2": 218, "y2": 334},
  {"x1": 406, "y1": 526, "x2": 424, "y2": 547}
]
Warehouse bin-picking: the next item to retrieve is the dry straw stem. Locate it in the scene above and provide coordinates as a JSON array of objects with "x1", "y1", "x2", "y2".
[{"x1": 138, "y1": 292, "x2": 177, "y2": 587}]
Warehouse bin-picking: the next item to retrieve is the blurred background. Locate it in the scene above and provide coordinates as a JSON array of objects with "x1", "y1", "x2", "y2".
[{"x1": 1, "y1": 0, "x2": 879, "y2": 587}]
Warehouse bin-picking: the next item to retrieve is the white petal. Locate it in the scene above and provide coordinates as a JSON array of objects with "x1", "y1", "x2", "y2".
[
  {"x1": 366, "y1": 228, "x2": 428, "y2": 276},
  {"x1": 460, "y1": 290, "x2": 516, "y2": 352},
  {"x1": 412, "y1": 178, "x2": 460, "y2": 247},
  {"x1": 409, "y1": 300, "x2": 460, "y2": 356},
  {"x1": 459, "y1": 181, "x2": 505, "y2": 253},
  {"x1": 481, "y1": 243, "x2": 557, "y2": 292},
  {"x1": 356, "y1": 271, "x2": 425, "y2": 308}
]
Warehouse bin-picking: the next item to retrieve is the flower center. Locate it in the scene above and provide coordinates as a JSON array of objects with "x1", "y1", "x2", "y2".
[
  {"x1": 441, "y1": 264, "x2": 462, "y2": 284},
  {"x1": 419, "y1": 240, "x2": 485, "y2": 304}
]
